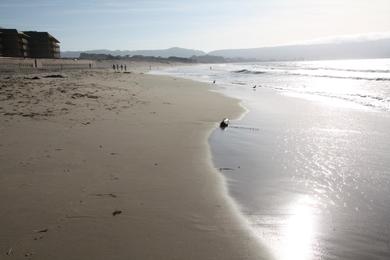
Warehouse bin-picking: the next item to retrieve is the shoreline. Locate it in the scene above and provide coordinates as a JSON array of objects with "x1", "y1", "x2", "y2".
[
  {"x1": 0, "y1": 65, "x2": 272, "y2": 259},
  {"x1": 211, "y1": 86, "x2": 390, "y2": 260},
  {"x1": 151, "y1": 61, "x2": 390, "y2": 259}
]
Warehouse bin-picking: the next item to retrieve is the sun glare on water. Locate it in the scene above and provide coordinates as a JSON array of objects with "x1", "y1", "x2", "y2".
[{"x1": 279, "y1": 196, "x2": 318, "y2": 260}]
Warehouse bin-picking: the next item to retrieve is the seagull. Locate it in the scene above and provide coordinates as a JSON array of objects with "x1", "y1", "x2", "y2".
[{"x1": 220, "y1": 118, "x2": 229, "y2": 129}]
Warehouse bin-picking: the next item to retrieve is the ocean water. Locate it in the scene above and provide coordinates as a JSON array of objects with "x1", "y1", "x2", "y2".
[{"x1": 152, "y1": 59, "x2": 390, "y2": 260}]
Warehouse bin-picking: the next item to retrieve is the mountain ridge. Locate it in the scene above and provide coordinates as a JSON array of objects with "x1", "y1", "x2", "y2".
[
  {"x1": 208, "y1": 38, "x2": 390, "y2": 61},
  {"x1": 61, "y1": 47, "x2": 205, "y2": 59},
  {"x1": 61, "y1": 38, "x2": 390, "y2": 61}
]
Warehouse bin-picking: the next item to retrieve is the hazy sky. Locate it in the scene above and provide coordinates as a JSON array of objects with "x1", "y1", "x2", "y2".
[{"x1": 1, "y1": 0, "x2": 389, "y2": 51}]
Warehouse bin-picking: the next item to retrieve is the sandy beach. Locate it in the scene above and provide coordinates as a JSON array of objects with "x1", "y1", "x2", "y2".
[{"x1": 0, "y1": 64, "x2": 272, "y2": 259}]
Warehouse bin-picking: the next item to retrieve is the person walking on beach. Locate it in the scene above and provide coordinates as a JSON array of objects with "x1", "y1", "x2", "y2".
[
  {"x1": 116, "y1": 64, "x2": 119, "y2": 71},
  {"x1": 124, "y1": 65, "x2": 127, "y2": 71},
  {"x1": 113, "y1": 64, "x2": 116, "y2": 71},
  {"x1": 120, "y1": 64, "x2": 123, "y2": 71}
]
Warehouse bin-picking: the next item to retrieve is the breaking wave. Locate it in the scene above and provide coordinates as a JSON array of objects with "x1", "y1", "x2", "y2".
[
  {"x1": 233, "y1": 69, "x2": 266, "y2": 74},
  {"x1": 232, "y1": 68, "x2": 390, "y2": 81},
  {"x1": 287, "y1": 73, "x2": 390, "y2": 81}
]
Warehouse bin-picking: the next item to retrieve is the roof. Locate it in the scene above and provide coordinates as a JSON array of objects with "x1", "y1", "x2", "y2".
[
  {"x1": 23, "y1": 31, "x2": 60, "y2": 43},
  {"x1": 0, "y1": 28, "x2": 18, "y2": 33},
  {"x1": 48, "y1": 33, "x2": 60, "y2": 43},
  {"x1": 0, "y1": 28, "x2": 30, "y2": 38}
]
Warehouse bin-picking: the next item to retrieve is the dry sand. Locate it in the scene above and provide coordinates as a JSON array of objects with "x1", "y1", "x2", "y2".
[{"x1": 0, "y1": 64, "x2": 273, "y2": 259}]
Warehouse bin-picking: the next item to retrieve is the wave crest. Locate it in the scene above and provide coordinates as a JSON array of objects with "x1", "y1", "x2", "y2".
[{"x1": 233, "y1": 69, "x2": 266, "y2": 74}]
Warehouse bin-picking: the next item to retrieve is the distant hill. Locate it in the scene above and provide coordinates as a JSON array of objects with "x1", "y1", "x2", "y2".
[
  {"x1": 208, "y1": 38, "x2": 390, "y2": 61},
  {"x1": 62, "y1": 38, "x2": 390, "y2": 61},
  {"x1": 79, "y1": 53, "x2": 195, "y2": 63},
  {"x1": 61, "y1": 47, "x2": 205, "y2": 58},
  {"x1": 78, "y1": 52, "x2": 233, "y2": 64}
]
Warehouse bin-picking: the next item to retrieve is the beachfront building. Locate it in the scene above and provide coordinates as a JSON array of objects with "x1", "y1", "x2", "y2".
[
  {"x1": 0, "y1": 28, "x2": 30, "y2": 58},
  {"x1": 0, "y1": 28, "x2": 60, "y2": 59},
  {"x1": 23, "y1": 31, "x2": 60, "y2": 58},
  {"x1": 0, "y1": 32, "x2": 2, "y2": 56}
]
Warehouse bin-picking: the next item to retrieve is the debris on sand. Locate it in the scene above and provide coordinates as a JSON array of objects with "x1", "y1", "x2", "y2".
[
  {"x1": 24, "y1": 76, "x2": 40, "y2": 80},
  {"x1": 93, "y1": 193, "x2": 117, "y2": 198},
  {"x1": 44, "y1": 74, "x2": 65, "y2": 78},
  {"x1": 112, "y1": 210, "x2": 122, "y2": 216},
  {"x1": 24, "y1": 252, "x2": 34, "y2": 257},
  {"x1": 86, "y1": 94, "x2": 98, "y2": 99},
  {"x1": 219, "y1": 167, "x2": 235, "y2": 171},
  {"x1": 35, "y1": 228, "x2": 49, "y2": 233},
  {"x1": 71, "y1": 93, "x2": 85, "y2": 99},
  {"x1": 6, "y1": 248, "x2": 13, "y2": 256},
  {"x1": 71, "y1": 93, "x2": 99, "y2": 99}
]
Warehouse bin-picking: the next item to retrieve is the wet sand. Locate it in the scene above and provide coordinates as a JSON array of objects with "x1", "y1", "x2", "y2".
[
  {"x1": 0, "y1": 65, "x2": 272, "y2": 259},
  {"x1": 211, "y1": 87, "x2": 390, "y2": 260}
]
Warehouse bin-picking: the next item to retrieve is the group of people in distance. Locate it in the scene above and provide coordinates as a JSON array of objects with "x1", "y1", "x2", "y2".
[{"x1": 113, "y1": 64, "x2": 127, "y2": 72}]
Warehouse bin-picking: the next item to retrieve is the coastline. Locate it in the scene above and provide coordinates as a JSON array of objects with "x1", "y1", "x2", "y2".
[
  {"x1": 0, "y1": 65, "x2": 272, "y2": 259},
  {"x1": 153, "y1": 61, "x2": 390, "y2": 259}
]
